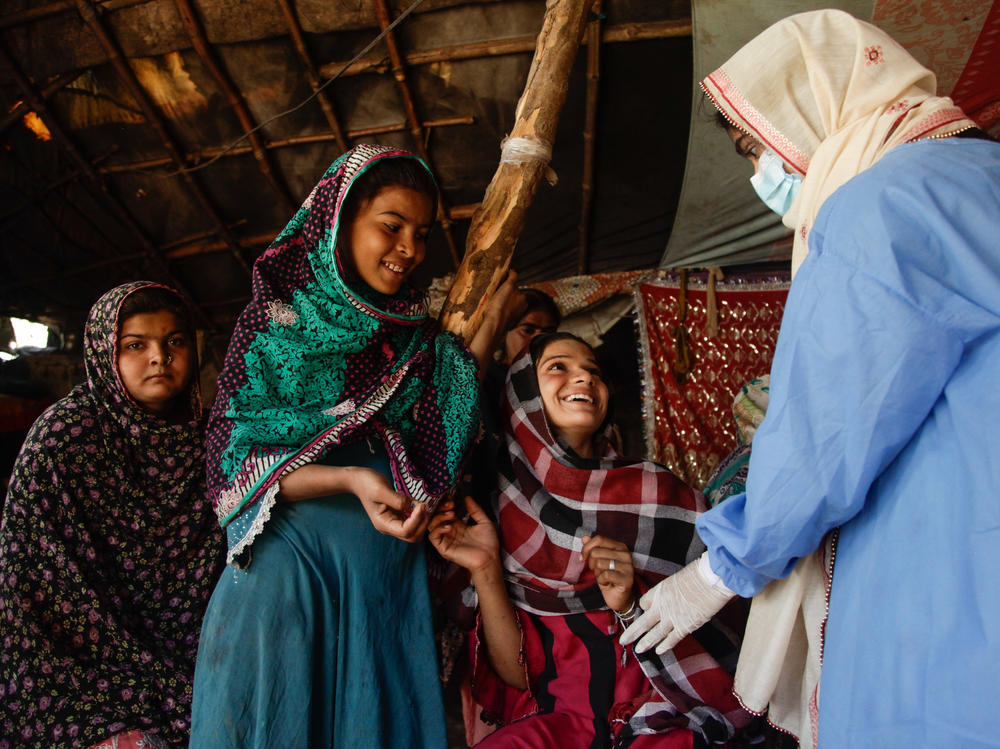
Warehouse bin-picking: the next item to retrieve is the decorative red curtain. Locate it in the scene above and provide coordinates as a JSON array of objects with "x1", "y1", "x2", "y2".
[{"x1": 635, "y1": 275, "x2": 789, "y2": 488}]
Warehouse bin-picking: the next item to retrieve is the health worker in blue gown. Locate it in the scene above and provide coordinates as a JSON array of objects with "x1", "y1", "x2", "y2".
[{"x1": 621, "y1": 10, "x2": 1000, "y2": 749}]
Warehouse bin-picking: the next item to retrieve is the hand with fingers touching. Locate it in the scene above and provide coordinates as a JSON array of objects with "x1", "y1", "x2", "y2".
[
  {"x1": 428, "y1": 496, "x2": 500, "y2": 574},
  {"x1": 580, "y1": 534, "x2": 636, "y2": 615},
  {"x1": 345, "y1": 466, "x2": 431, "y2": 542},
  {"x1": 279, "y1": 462, "x2": 431, "y2": 542},
  {"x1": 620, "y1": 552, "x2": 735, "y2": 655}
]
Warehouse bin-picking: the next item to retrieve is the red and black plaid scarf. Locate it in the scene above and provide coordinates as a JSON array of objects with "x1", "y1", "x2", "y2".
[{"x1": 495, "y1": 349, "x2": 750, "y2": 743}]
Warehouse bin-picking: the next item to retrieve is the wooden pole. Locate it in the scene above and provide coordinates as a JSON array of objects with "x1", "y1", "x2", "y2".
[
  {"x1": 577, "y1": 0, "x2": 602, "y2": 275},
  {"x1": 98, "y1": 117, "x2": 474, "y2": 174},
  {"x1": 318, "y1": 19, "x2": 691, "y2": 79},
  {"x1": 373, "y1": 0, "x2": 462, "y2": 268},
  {"x1": 439, "y1": 0, "x2": 590, "y2": 342},
  {"x1": 173, "y1": 0, "x2": 297, "y2": 213},
  {"x1": 275, "y1": 0, "x2": 350, "y2": 154}
]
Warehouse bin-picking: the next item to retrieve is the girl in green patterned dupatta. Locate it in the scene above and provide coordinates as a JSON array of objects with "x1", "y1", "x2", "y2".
[{"x1": 191, "y1": 144, "x2": 515, "y2": 748}]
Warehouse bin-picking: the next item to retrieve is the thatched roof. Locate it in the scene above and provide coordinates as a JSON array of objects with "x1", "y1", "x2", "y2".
[
  {"x1": 3, "y1": 0, "x2": 996, "y2": 350},
  {"x1": 1, "y1": 0, "x2": 694, "y2": 347}
]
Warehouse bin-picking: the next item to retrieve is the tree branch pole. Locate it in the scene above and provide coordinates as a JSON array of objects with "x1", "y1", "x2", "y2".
[{"x1": 439, "y1": 0, "x2": 591, "y2": 342}]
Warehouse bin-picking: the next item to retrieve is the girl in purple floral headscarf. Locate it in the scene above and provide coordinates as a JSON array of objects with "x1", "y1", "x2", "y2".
[{"x1": 0, "y1": 281, "x2": 225, "y2": 748}]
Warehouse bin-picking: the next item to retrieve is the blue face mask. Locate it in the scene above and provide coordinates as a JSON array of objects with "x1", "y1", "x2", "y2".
[{"x1": 750, "y1": 149, "x2": 802, "y2": 216}]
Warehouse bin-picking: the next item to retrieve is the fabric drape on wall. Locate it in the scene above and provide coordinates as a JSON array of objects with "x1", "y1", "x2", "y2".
[{"x1": 635, "y1": 274, "x2": 789, "y2": 488}]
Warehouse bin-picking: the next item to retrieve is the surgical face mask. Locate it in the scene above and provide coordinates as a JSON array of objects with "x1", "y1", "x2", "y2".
[{"x1": 750, "y1": 149, "x2": 802, "y2": 216}]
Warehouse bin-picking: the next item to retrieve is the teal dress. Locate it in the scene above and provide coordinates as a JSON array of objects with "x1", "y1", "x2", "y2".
[{"x1": 190, "y1": 441, "x2": 446, "y2": 748}]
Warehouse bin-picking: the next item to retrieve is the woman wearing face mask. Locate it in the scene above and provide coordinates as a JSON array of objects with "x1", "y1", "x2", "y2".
[{"x1": 621, "y1": 10, "x2": 1000, "y2": 748}]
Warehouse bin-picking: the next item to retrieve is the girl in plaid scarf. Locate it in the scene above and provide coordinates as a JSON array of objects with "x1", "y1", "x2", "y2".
[{"x1": 430, "y1": 333, "x2": 749, "y2": 748}]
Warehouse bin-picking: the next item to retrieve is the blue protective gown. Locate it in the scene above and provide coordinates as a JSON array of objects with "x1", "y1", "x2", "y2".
[{"x1": 697, "y1": 137, "x2": 1000, "y2": 748}]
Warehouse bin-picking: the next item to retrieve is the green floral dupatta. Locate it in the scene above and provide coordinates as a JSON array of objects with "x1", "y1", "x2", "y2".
[{"x1": 205, "y1": 144, "x2": 479, "y2": 565}]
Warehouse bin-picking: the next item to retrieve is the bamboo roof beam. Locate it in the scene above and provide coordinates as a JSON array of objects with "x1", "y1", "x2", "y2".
[
  {"x1": 372, "y1": 0, "x2": 461, "y2": 268},
  {"x1": 577, "y1": 0, "x2": 601, "y2": 275},
  {"x1": 97, "y1": 116, "x2": 475, "y2": 174},
  {"x1": 0, "y1": 41, "x2": 210, "y2": 324},
  {"x1": 73, "y1": 0, "x2": 251, "y2": 275},
  {"x1": 275, "y1": 0, "x2": 349, "y2": 155},
  {"x1": 0, "y1": 221, "x2": 245, "y2": 292},
  {"x1": 172, "y1": 0, "x2": 297, "y2": 213},
  {"x1": 166, "y1": 231, "x2": 273, "y2": 259},
  {"x1": 319, "y1": 18, "x2": 691, "y2": 78},
  {"x1": 440, "y1": 0, "x2": 591, "y2": 341}
]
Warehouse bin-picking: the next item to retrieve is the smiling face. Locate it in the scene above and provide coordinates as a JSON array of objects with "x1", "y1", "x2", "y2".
[
  {"x1": 535, "y1": 338, "x2": 609, "y2": 458},
  {"x1": 346, "y1": 184, "x2": 434, "y2": 295},
  {"x1": 117, "y1": 310, "x2": 194, "y2": 416}
]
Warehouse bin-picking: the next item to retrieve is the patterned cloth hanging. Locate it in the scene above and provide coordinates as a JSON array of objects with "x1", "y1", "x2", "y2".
[{"x1": 635, "y1": 274, "x2": 790, "y2": 488}]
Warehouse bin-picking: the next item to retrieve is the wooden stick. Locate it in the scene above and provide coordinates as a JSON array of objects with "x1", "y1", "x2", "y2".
[
  {"x1": 319, "y1": 18, "x2": 690, "y2": 78},
  {"x1": 97, "y1": 117, "x2": 474, "y2": 174},
  {"x1": 0, "y1": 41, "x2": 212, "y2": 327},
  {"x1": 173, "y1": 0, "x2": 297, "y2": 213},
  {"x1": 0, "y1": 0, "x2": 152, "y2": 29},
  {"x1": 577, "y1": 0, "x2": 602, "y2": 275},
  {"x1": 439, "y1": 0, "x2": 591, "y2": 341},
  {"x1": 274, "y1": 0, "x2": 350, "y2": 155},
  {"x1": 373, "y1": 0, "x2": 461, "y2": 268}
]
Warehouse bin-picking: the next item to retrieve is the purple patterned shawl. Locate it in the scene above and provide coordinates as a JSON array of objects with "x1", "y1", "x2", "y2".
[
  {"x1": 0, "y1": 281, "x2": 225, "y2": 747},
  {"x1": 205, "y1": 144, "x2": 480, "y2": 566}
]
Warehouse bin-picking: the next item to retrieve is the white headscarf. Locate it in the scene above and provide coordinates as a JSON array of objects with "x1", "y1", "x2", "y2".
[{"x1": 701, "y1": 8, "x2": 976, "y2": 277}]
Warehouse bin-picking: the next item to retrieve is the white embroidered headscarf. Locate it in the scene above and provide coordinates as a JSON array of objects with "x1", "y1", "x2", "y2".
[{"x1": 701, "y1": 8, "x2": 976, "y2": 277}]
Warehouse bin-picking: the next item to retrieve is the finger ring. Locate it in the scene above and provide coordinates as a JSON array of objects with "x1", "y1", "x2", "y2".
[{"x1": 608, "y1": 559, "x2": 616, "y2": 572}]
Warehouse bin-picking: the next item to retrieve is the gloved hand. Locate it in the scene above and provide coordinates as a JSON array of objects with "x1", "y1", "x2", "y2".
[{"x1": 620, "y1": 553, "x2": 736, "y2": 655}]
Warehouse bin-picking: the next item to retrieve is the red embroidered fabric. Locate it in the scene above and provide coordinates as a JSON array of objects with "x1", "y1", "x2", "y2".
[{"x1": 636, "y1": 276, "x2": 790, "y2": 488}]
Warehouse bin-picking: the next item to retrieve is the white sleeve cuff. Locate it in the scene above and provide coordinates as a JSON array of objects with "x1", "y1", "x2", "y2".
[{"x1": 698, "y1": 550, "x2": 735, "y2": 593}]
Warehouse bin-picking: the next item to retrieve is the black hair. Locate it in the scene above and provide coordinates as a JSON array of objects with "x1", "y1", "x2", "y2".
[
  {"x1": 518, "y1": 288, "x2": 562, "y2": 327},
  {"x1": 338, "y1": 155, "x2": 438, "y2": 236},
  {"x1": 118, "y1": 286, "x2": 193, "y2": 334},
  {"x1": 528, "y1": 331, "x2": 589, "y2": 365}
]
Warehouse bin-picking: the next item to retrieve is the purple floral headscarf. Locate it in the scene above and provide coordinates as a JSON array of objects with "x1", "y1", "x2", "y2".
[{"x1": 0, "y1": 281, "x2": 225, "y2": 747}]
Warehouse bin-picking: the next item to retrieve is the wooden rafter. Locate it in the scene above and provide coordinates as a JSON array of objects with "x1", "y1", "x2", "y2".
[
  {"x1": 577, "y1": 0, "x2": 602, "y2": 275},
  {"x1": 96, "y1": 116, "x2": 474, "y2": 174},
  {"x1": 372, "y1": 0, "x2": 461, "y2": 268},
  {"x1": 4, "y1": 149, "x2": 130, "y2": 264},
  {"x1": 275, "y1": 0, "x2": 349, "y2": 155},
  {"x1": 73, "y1": 0, "x2": 251, "y2": 275},
  {"x1": 0, "y1": 0, "x2": 152, "y2": 29},
  {"x1": 173, "y1": 0, "x2": 298, "y2": 213},
  {"x1": 0, "y1": 70, "x2": 81, "y2": 135},
  {"x1": 319, "y1": 18, "x2": 692, "y2": 78}
]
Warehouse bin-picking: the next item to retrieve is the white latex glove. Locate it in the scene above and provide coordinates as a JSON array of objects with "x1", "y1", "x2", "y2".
[{"x1": 620, "y1": 553, "x2": 736, "y2": 655}]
